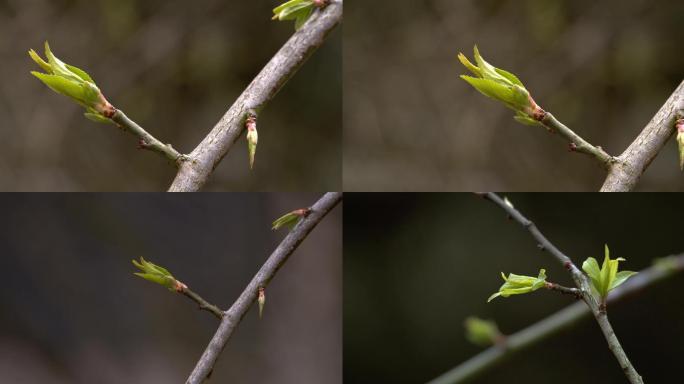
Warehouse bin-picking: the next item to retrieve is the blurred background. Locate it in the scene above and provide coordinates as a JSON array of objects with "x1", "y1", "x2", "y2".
[
  {"x1": 344, "y1": 0, "x2": 684, "y2": 191},
  {"x1": 0, "y1": 0, "x2": 341, "y2": 191},
  {"x1": 344, "y1": 193, "x2": 684, "y2": 383},
  {"x1": 0, "y1": 193, "x2": 341, "y2": 383}
]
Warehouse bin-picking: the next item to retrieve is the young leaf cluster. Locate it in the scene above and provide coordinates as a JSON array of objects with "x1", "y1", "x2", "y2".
[
  {"x1": 132, "y1": 257, "x2": 185, "y2": 292},
  {"x1": 29, "y1": 41, "x2": 111, "y2": 123},
  {"x1": 458, "y1": 46, "x2": 539, "y2": 126},
  {"x1": 582, "y1": 245, "x2": 637, "y2": 301},
  {"x1": 487, "y1": 269, "x2": 547, "y2": 302},
  {"x1": 273, "y1": 0, "x2": 325, "y2": 30}
]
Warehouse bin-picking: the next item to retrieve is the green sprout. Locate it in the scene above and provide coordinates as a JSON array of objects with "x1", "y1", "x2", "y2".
[
  {"x1": 458, "y1": 45, "x2": 542, "y2": 126},
  {"x1": 29, "y1": 41, "x2": 113, "y2": 122},
  {"x1": 487, "y1": 269, "x2": 547, "y2": 302},
  {"x1": 246, "y1": 114, "x2": 258, "y2": 170},
  {"x1": 464, "y1": 317, "x2": 502, "y2": 347},
  {"x1": 132, "y1": 257, "x2": 186, "y2": 292},
  {"x1": 272, "y1": 208, "x2": 310, "y2": 230},
  {"x1": 272, "y1": 0, "x2": 328, "y2": 30},
  {"x1": 258, "y1": 287, "x2": 266, "y2": 318},
  {"x1": 581, "y1": 245, "x2": 637, "y2": 301}
]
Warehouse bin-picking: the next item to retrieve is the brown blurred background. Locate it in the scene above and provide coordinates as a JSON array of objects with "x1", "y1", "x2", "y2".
[
  {"x1": 344, "y1": 0, "x2": 684, "y2": 191},
  {"x1": 0, "y1": 193, "x2": 341, "y2": 383},
  {"x1": 0, "y1": 0, "x2": 341, "y2": 191}
]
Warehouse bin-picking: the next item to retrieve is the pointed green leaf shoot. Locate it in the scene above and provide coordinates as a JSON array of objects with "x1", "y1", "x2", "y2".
[
  {"x1": 246, "y1": 114, "x2": 258, "y2": 170},
  {"x1": 464, "y1": 317, "x2": 502, "y2": 347},
  {"x1": 258, "y1": 287, "x2": 266, "y2": 318},
  {"x1": 273, "y1": 0, "x2": 327, "y2": 31},
  {"x1": 29, "y1": 41, "x2": 113, "y2": 120},
  {"x1": 132, "y1": 257, "x2": 186, "y2": 292},
  {"x1": 582, "y1": 245, "x2": 637, "y2": 300},
  {"x1": 272, "y1": 208, "x2": 311, "y2": 230},
  {"x1": 488, "y1": 269, "x2": 547, "y2": 302},
  {"x1": 458, "y1": 45, "x2": 542, "y2": 125}
]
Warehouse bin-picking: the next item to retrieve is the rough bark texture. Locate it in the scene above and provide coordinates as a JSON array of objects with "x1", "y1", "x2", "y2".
[
  {"x1": 168, "y1": 2, "x2": 343, "y2": 192},
  {"x1": 185, "y1": 192, "x2": 342, "y2": 384},
  {"x1": 601, "y1": 80, "x2": 684, "y2": 191}
]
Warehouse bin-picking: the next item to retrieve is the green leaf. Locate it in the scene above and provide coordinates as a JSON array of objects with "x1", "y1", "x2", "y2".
[
  {"x1": 582, "y1": 245, "x2": 636, "y2": 300},
  {"x1": 488, "y1": 269, "x2": 547, "y2": 302},
  {"x1": 132, "y1": 257, "x2": 180, "y2": 291},
  {"x1": 458, "y1": 45, "x2": 536, "y2": 118},
  {"x1": 294, "y1": 7, "x2": 314, "y2": 30},
  {"x1": 31, "y1": 72, "x2": 88, "y2": 106},
  {"x1": 610, "y1": 270, "x2": 637, "y2": 290},
  {"x1": 28, "y1": 49, "x2": 52, "y2": 73},
  {"x1": 273, "y1": 0, "x2": 313, "y2": 21},
  {"x1": 66, "y1": 63, "x2": 95, "y2": 83},
  {"x1": 272, "y1": 211, "x2": 301, "y2": 230}
]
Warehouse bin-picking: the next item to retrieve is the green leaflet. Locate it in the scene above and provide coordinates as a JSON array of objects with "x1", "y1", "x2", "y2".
[
  {"x1": 582, "y1": 245, "x2": 637, "y2": 300},
  {"x1": 132, "y1": 257, "x2": 180, "y2": 291},
  {"x1": 458, "y1": 45, "x2": 538, "y2": 125},
  {"x1": 272, "y1": 211, "x2": 302, "y2": 230},
  {"x1": 488, "y1": 269, "x2": 547, "y2": 302},
  {"x1": 273, "y1": 0, "x2": 320, "y2": 31},
  {"x1": 29, "y1": 41, "x2": 108, "y2": 117}
]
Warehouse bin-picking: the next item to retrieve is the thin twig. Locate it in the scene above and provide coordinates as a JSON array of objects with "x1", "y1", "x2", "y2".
[
  {"x1": 601, "y1": 79, "x2": 684, "y2": 191},
  {"x1": 180, "y1": 287, "x2": 224, "y2": 320},
  {"x1": 481, "y1": 193, "x2": 644, "y2": 384},
  {"x1": 185, "y1": 192, "x2": 342, "y2": 384},
  {"x1": 428, "y1": 254, "x2": 684, "y2": 384},
  {"x1": 110, "y1": 109, "x2": 186, "y2": 165},
  {"x1": 168, "y1": 2, "x2": 343, "y2": 192},
  {"x1": 545, "y1": 282, "x2": 581, "y2": 298},
  {"x1": 539, "y1": 111, "x2": 615, "y2": 167}
]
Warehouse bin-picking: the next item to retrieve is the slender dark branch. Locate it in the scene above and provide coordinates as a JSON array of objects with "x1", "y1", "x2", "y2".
[
  {"x1": 482, "y1": 193, "x2": 643, "y2": 384},
  {"x1": 539, "y1": 112, "x2": 615, "y2": 167},
  {"x1": 545, "y1": 282, "x2": 581, "y2": 298},
  {"x1": 428, "y1": 254, "x2": 684, "y2": 384},
  {"x1": 180, "y1": 287, "x2": 224, "y2": 320},
  {"x1": 168, "y1": 2, "x2": 343, "y2": 192},
  {"x1": 110, "y1": 109, "x2": 186, "y2": 165},
  {"x1": 601, "y1": 79, "x2": 684, "y2": 192},
  {"x1": 185, "y1": 192, "x2": 342, "y2": 384},
  {"x1": 481, "y1": 193, "x2": 587, "y2": 289}
]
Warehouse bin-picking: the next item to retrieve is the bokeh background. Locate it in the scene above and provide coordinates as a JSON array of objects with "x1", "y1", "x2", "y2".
[
  {"x1": 344, "y1": 0, "x2": 684, "y2": 191},
  {"x1": 0, "y1": 0, "x2": 341, "y2": 191},
  {"x1": 345, "y1": 193, "x2": 684, "y2": 383},
  {"x1": 0, "y1": 193, "x2": 341, "y2": 383}
]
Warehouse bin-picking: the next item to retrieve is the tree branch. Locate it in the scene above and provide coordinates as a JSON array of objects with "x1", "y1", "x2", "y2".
[
  {"x1": 180, "y1": 286, "x2": 224, "y2": 320},
  {"x1": 428, "y1": 253, "x2": 684, "y2": 384},
  {"x1": 538, "y1": 112, "x2": 614, "y2": 167},
  {"x1": 109, "y1": 109, "x2": 186, "y2": 165},
  {"x1": 481, "y1": 193, "x2": 643, "y2": 384},
  {"x1": 544, "y1": 282, "x2": 581, "y2": 298},
  {"x1": 600, "y1": 80, "x2": 684, "y2": 191},
  {"x1": 185, "y1": 192, "x2": 342, "y2": 384},
  {"x1": 168, "y1": 2, "x2": 343, "y2": 192}
]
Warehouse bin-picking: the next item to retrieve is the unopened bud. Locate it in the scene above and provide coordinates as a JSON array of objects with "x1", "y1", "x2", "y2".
[
  {"x1": 246, "y1": 114, "x2": 258, "y2": 170},
  {"x1": 258, "y1": 287, "x2": 266, "y2": 318}
]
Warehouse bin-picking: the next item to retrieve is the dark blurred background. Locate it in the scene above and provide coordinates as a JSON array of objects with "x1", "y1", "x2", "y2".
[
  {"x1": 0, "y1": 0, "x2": 341, "y2": 191},
  {"x1": 344, "y1": 193, "x2": 684, "y2": 383},
  {"x1": 344, "y1": 0, "x2": 684, "y2": 191},
  {"x1": 0, "y1": 193, "x2": 341, "y2": 383}
]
